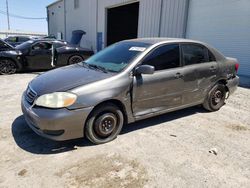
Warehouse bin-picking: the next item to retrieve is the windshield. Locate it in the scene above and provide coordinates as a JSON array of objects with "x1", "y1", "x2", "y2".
[
  {"x1": 0, "y1": 39, "x2": 13, "y2": 50},
  {"x1": 84, "y1": 41, "x2": 151, "y2": 73},
  {"x1": 15, "y1": 40, "x2": 34, "y2": 50}
]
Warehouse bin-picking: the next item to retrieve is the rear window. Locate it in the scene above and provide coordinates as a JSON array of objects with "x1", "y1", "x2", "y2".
[{"x1": 18, "y1": 37, "x2": 30, "y2": 43}]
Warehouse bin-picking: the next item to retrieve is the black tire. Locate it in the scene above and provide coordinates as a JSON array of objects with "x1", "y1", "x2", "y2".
[
  {"x1": 85, "y1": 103, "x2": 124, "y2": 144},
  {"x1": 203, "y1": 84, "x2": 226, "y2": 112},
  {"x1": 68, "y1": 55, "x2": 84, "y2": 65},
  {"x1": 0, "y1": 59, "x2": 17, "y2": 75}
]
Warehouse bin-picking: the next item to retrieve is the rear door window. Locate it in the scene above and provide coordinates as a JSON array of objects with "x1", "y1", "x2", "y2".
[{"x1": 181, "y1": 44, "x2": 208, "y2": 65}]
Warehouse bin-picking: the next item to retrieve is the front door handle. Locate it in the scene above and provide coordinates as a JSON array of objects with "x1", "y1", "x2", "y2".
[
  {"x1": 175, "y1": 72, "x2": 183, "y2": 79},
  {"x1": 210, "y1": 66, "x2": 217, "y2": 71}
]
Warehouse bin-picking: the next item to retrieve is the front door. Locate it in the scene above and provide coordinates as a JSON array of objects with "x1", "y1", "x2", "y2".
[
  {"x1": 26, "y1": 41, "x2": 53, "y2": 70},
  {"x1": 132, "y1": 44, "x2": 185, "y2": 117}
]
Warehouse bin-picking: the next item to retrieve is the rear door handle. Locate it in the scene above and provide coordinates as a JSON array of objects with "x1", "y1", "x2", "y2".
[{"x1": 175, "y1": 72, "x2": 184, "y2": 79}]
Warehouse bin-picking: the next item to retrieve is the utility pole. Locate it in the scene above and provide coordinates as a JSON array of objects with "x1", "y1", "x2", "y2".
[{"x1": 6, "y1": 0, "x2": 10, "y2": 34}]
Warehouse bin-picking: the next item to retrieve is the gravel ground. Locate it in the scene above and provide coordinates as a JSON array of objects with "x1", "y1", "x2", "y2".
[{"x1": 0, "y1": 73, "x2": 249, "y2": 188}]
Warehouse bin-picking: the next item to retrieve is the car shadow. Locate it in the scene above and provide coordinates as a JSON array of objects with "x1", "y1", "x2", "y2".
[
  {"x1": 12, "y1": 106, "x2": 207, "y2": 155},
  {"x1": 12, "y1": 116, "x2": 94, "y2": 155},
  {"x1": 121, "y1": 106, "x2": 207, "y2": 134}
]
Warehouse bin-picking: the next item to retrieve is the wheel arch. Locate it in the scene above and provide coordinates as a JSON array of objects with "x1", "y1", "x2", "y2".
[
  {"x1": 216, "y1": 79, "x2": 229, "y2": 92},
  {"x1": 67, "y1": 54, "x2": 85, "y2": 65},
  {"x1": 85, "y1": 99, "x2": 128, "y2": 127},
  {"x1": 0, "y1": 57, "x2": 22, "y2": 71}
]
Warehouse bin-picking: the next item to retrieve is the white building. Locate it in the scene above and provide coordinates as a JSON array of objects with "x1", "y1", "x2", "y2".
[
  {"x1": 47, "y1": 0, "x2": 250, "y2": 78},
  {"x1": 0, "y1": 30, "x2": 47, "y2": 39}
]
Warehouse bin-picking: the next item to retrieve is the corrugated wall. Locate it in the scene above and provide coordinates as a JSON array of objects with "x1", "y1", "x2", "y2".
[
  {"x1": 186, "y1": 0, "x2": 250, "y2": 76},
  {"x1": 159, "y1": 0, "x2": 188, "y2": 38},
  {"x1": 49, "y1": 0, "x2": 188, "y2": 51},
  {"x1": 64, "y1": 0, "x2": 97, "y2": 50},
  {"x1": 138, "y1": 0, "x2": 162, "y2": 37},
  {"x1": 138, "y1": 0, "x2": 188, "y2": 38},
  {"x1": 47, "y1": 0, "x2": 65, "y2": 39}
]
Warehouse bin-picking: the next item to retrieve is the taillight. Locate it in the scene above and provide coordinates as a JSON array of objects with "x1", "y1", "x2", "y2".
[{"x1": 235, "y1": 63, "x2": 239, "y2": 73}]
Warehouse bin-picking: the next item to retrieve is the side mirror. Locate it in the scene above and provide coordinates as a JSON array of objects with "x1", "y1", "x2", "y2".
[{"x1": 135, "y1": 65, "x2": 155, "y2": 75}]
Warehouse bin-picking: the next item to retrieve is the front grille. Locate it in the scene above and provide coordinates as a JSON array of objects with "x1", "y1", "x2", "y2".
[{"x1": 25, "y1": 86, "x2": 37, "y2": 104}]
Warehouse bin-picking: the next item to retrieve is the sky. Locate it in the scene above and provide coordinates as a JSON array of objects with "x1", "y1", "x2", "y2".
[{"x1": 0, "y1": 0, "x2": 55, "y2": 33}]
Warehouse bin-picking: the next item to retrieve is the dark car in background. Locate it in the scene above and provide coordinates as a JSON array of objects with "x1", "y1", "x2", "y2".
[
  {"x1": 21, "y1": 38, "x2": 239, "y2": 144},
  {"x1": 0, "y1": 38, "x2": 93, "y2": 74},
  {"x1": 4, "y1": 36, "x2": 37, "y2": 47}
]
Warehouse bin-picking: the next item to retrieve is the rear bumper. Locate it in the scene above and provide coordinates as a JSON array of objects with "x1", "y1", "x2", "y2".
[
  {"x1": 226, "y1": 76, "x2": 239, "y2": 95},
  {"x1": 21, "y1": 94, "x2": 93, "y2": 141}
]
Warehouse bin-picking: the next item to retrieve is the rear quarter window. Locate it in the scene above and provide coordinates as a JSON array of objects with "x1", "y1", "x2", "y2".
[{"x1": 208, "y1": 50, "x2": 216, "y2": 62}]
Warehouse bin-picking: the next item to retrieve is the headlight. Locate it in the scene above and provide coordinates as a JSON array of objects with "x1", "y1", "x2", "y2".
[{"x1": 35, "y1": 92, "x2": 77, "y2": 108}]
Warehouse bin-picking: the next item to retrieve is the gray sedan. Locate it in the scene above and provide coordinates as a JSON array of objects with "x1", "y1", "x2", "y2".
[{"x1": 21, "y1": 38, "x2": 239, "y2": 144}]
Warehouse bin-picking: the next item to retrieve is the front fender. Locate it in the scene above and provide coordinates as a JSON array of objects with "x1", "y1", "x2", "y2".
[
  {"x1": 0, "y1": 52, "x2": 23, "y2": 71},
  {"x1": 69, "y1": 73, "x2": 134, "y2": 123}
]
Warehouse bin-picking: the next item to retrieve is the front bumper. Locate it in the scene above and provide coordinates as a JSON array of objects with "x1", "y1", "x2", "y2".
[
  {"x1": 226, "y1": 76, "x2": 240, "y2": 95},
  {"x1": 21, "y1": 94, "x2": 93, "y2": 141}
]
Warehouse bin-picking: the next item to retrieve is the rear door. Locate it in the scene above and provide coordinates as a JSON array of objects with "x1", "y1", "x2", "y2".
[
  {"x1": 26, "y1": 41, "x2": 53, "y2": 70},
  {"x1": 181, "y1": 43, "x2": 219, "y2": 104},
  {"x1": 132, "y1": 43, "x2": 185, "y2": 117}
]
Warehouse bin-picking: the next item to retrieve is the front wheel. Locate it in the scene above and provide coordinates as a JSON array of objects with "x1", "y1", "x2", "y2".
[
  {"x1": 0, "y1": 59, "x2": 17, "y2": 75},
  {"x1": 85, "y1": 103, "x2": 124, "y2": 144},
  {"x1": 68, "y1": 55, "x2": 84, "y2": 65},
  {"x1": 203, "y1": 84, "x2": 226, "y2": 112}
]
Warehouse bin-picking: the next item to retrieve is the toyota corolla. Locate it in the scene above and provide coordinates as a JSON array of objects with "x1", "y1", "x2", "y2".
[{"x1": 21, "y1": 38, "x2": 239, "y2": 144}]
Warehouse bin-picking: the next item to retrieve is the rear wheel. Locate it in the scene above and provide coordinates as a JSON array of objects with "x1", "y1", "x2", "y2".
[
  {"x1": 68, "y1": 55, "x2": 84, "y2": 65},
  {"x1": 203, "y1": 84, "x2": 226, "y2": 111},
  {"x1": 85, "y1": 103, "x2": 124, "y2": 144},
  {"x1": 0, "y1": 59, "x2": 17, "y2": 75}
]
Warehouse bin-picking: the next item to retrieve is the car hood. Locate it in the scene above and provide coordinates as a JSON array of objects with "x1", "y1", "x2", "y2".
[
  {"x1": 29, "y1": 64, "x2": 114, "y2": 95},
  {"x1": 0, "y1": 49, "x2": 22, "y2": 55}
]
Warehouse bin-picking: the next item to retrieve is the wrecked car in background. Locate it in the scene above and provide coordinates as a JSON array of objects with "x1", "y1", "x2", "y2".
[
  {"x1": 21, "y1": 38, "x2": 239, "y2": 144},
  {"x1": 4, "y1": 36, "x2": 38, "y2": 47},
  {"x1": 0, "y1": 38, "x2": 93, "y2": 74}
]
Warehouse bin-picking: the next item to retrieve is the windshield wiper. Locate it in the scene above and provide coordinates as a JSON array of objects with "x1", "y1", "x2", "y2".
[
  {"x1": 90, "y1": 64, "x2": 109, "y2": 73},
  {"x1": 81, "y1": 62, "x2": 117, "y2": 73}
]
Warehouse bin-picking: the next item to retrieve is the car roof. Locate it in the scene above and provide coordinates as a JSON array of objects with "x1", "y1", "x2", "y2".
[
  {"x1": 125, "y1": 37, "x2": 226, "y2": 61},
  {"x1": 28, "y1": 39, "x2": 66, "y2": 43},
  {"x1": 126, "y1": 38, "x2": 206, "y2": 45}
]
